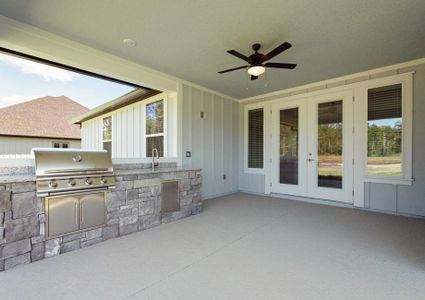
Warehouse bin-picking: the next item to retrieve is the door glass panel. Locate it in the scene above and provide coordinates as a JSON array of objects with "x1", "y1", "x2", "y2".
[
  {"x1": 317, "y1": 101, "x2": 343, "y2": 189},
  {"x1": 280, "y1": 108, "x2": 299, "y2": 185}
]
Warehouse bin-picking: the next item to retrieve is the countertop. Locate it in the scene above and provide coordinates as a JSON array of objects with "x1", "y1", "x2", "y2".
[
  {"x1": 114, "y1": 167, "x2": 201, "y2": 176},
  {"x1": 0, "y1": 167, "x2": 201, "y2": 184},
  {"x1": 0, "y1": 173, "x2": 36, "y2": 184}
]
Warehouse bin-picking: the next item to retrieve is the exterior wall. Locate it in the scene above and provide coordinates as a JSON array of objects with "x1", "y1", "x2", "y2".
[
  {"x1": 81, "y1": 93, "x2": 177, "y2": 159},
  {"x1": 239, "y1": 63, "x2": 425, "y2": 217},
  {"x1": 0, "y1": 136, "x2": 81, "y2": 156},
  {"x1": 0, "y1": 137, "x2": 80, "y2": 167},
  {"x1": 0, "y1": 169, "x2": 202, "y2": 271},
  {"x1": 180, "y1": 83, "x2": 239, "y2": 199}
]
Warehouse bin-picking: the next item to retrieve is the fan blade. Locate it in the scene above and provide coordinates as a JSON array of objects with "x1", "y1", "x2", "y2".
[
  {"x1": 251, "y1": 75, "x2": 258, "y2": 80},
  {"x1": 265, "y1": 62, "x2": 297, "y2": 69},
  {"x1": 263, "y1": 42, "x2": 292, "y2": 61},
  {"x1": 218, "y1": 65, "x2": 248, "y2": 74},
  {"x1": 227, "y1": 50, "x2": 250, "y2": 62}
]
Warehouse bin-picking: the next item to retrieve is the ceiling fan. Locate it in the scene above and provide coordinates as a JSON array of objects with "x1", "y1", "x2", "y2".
[{"x1": 218, "y1": 42, "x2": 297, "y2": 80}]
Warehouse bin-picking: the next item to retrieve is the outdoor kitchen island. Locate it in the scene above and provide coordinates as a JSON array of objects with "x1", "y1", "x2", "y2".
[{"x1": 0, "y1": 164, "x2": 202, "y2": 271}]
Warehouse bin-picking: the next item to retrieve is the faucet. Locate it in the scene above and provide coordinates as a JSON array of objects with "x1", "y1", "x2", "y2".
[{"x1": 152, "y1": 148, "x2": 159, "y2": 171}]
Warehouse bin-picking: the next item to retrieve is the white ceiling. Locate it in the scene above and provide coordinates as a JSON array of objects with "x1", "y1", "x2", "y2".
[{"x1": 0, "y1": 0, "x2": 424, "y2": 99}]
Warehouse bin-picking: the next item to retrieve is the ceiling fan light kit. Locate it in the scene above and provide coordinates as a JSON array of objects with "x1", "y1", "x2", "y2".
[
  {"x1": 218, "y1": 42, "x2": 297, "y2": 80},
  {"x1": 247, "y1": 65, "x2": 266, "y2": 76}
]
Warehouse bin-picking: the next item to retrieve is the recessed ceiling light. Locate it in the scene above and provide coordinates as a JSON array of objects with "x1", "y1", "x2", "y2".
[{"x1": 123, "y1": 38, "x2": 137, "y2": 47}]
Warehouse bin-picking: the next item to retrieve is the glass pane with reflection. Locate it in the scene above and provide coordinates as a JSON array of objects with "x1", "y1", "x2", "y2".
[
  {"x1": 367, "y1": 84, "x2": 402, "y2": 176},
  {"x1": 317, "y1": 101, "x2": 343, "y2": 189},
  {"x1": 280, "y1": 108, "x2": 299, "y2": 185}
]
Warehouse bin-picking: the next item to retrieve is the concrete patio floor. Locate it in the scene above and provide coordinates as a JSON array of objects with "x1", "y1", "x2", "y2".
[{"x1": 1, "y1": 192, "x2": 424, "y2": 300}]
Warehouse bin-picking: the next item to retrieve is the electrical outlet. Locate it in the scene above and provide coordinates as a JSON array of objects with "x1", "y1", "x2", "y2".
[{"x1": 185, "y1": 151, "x2": 191, "y2": 158}]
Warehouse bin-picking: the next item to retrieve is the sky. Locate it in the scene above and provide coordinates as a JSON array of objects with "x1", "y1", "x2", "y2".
[
  {"x1": 368, "y1": 118, "x2": 401, "y2": 128},
  {"x1": 0, "y1": 52, "x2": 135, "y2": 109}
]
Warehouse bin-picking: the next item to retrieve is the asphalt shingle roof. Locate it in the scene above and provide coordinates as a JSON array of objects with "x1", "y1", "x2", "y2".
[{"x1": 0, "y1": 96, "x2": 88, "y2": 139}]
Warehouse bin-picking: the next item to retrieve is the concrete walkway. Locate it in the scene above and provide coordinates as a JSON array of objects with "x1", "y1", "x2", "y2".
[{"x1": 1, "y1": 192, "x2": 424, "y2": 300}]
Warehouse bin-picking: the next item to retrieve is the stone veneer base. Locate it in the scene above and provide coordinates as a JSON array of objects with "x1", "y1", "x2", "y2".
[{"x1": 0, "y1": 168, "x2": 202, "y2": 271}]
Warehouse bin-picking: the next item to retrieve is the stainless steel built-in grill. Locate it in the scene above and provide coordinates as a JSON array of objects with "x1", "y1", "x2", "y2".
[
  {"x1": 33, "y1": 148, "x2": 115, "y2": 238},
  {"x1": 34, "y1": 148, "x2": 115, "y2": 197}
]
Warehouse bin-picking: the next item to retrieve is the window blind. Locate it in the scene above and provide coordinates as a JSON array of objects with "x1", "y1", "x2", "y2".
[
  {"x1": 248, "y1": 108, "x2": 264, "y2": 169},
  {"x1": 368, "y1": 84, "x2": 402, "y2": 121}
]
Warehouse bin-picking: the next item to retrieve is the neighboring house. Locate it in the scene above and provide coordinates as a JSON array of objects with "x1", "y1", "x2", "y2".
[{"x1": 0, "y1": 96, "x2": 88, "y2": 159}]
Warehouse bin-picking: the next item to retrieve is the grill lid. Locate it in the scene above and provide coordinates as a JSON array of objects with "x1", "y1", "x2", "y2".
[{"x1": 33, "y1": 148, "x2": 113, "y2": 177}]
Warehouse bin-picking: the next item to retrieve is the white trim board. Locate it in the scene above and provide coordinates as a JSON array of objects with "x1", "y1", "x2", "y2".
[{"x1": 240, "y1": 59, "x2": 425, "y2": 103}]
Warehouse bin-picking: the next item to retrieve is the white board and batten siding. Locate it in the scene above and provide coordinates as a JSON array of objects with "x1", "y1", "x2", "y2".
[
  {"x1": 180, "y1": 83, "x2": 239, "y2": 199},
  {"x1": 81, "y1": 92, "x2": 178, "y2": 159},
  {"x1": 82, "y1": 86, "x2": 239, "y2": 199},
  {"x1": 0, "y1": 136, "x2": 81, "y2": 166}
]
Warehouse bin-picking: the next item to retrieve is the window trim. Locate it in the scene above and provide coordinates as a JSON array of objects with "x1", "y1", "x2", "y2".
[
  {"x1": 143, "y1": 96, "x2": 167, "y2": 157},
  {"x1": 244, "y1": 103, "x2": 266, "y2": 174},
  {"x1": 101, "y1": 114, "x2": 113, "y2": 156},
  {"x1": 102, "y1": 115, "x2": 113, "y2": 142},
  {"x1": 360, "y1": 73, "x2": 413, "y2": 185}
]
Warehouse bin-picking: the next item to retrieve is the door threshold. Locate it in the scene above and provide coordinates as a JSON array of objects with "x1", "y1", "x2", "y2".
[{"x1": 269, "y1": 192, "x2": 354, "y2": 208}]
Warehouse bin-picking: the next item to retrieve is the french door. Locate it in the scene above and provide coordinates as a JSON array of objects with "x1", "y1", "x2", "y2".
[{"x1": 271, "y1": 91, "x2": 353, "y2": 203}]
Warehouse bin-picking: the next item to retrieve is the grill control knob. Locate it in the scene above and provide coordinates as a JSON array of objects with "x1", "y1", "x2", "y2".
[
  {"x1": 85, "y1": 178, "x2": 93, "y2": 185},
  {"x1": 48, "y1": 180, "x2": 58, "y2": 188},
  {"x1": 100, "y1": 177, "x2": 108, "y2": 184},
  {"x1": 68, "y1": 179, "x2": 76, "y2": 187}
]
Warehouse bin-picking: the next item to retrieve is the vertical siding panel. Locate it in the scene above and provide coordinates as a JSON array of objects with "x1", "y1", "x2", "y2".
[
  {"x1": 93, "y1": 120, "x2": 97, "y2": 149},
  {"x1": 182, "y1": 85, "x2": 191, "y2": 166},
  {"x1": 213, "y1": 95, "x2": 223, "y2": 195},
  {"x1": 232, "y1": 101, "x2": 239, "y2": 192},
  {"x1": 223, "y1": 98, "x2": 233, "y2": 193},
  {"x1": 191, "y1": 88, "x2": 202, "y2": 169},
  {"x1": 115, "y1": 111, "x2": 121, "y2": 158},
  {"x1": 140, "y1": 104, "x2": 145, "y2": 157},
  {"x1": 123, "y1": 110, "x2": 128, "y2": 158},
  {"x1": 127, "y1": 107, "x2": 134, "y2": 157},
  {"x1": 202, "y1": 92, "x2": 214, "y2": 198},
  {"x1": 134, "y1": 103, "x2": 141, "y2": 158}
]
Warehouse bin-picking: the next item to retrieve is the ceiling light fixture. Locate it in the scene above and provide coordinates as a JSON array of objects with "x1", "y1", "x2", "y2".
[
  {"x1": 123, "y1": 38, "x2": 137, "y2": 47},
  {"x1": 247, "y1": 65, "x2": 266, "y2": 76}
]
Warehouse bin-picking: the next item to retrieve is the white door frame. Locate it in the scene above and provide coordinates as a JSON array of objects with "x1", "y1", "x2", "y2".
[
  {"x1": 306, "y1": 90, "x2": 354, "y2": 203},
  {"x1": 270, "y1": 90, "x2": 354, "y2": 204},
  {"x1": 271, "y1": 99, "x2": 308, "y2": 196}
]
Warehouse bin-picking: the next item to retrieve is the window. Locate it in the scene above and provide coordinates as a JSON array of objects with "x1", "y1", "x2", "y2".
[
  {"x1": 52, "y1": 142, "x2": 70, "y2": 148},
  {"x1": 102, "y1": 116, "x2": 112, "y2": 156},
  {"x1": 146, "y1": 99, "x2": 164, "y2": 157},
  {"x1": 367, "y1": 84, "x2": 402, "y2": 176},
  {"x1": 280, "y1": 108, "x2": 299, "y2": 184},
  {"x1": 247, "y1": 108, "x2": 264, "y2": 169}
]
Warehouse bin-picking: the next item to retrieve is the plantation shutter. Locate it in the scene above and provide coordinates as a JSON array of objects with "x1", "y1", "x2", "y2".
[
  {"x1": 248, "y1": 108, "x2": 264, "y2": 168},
  {"x1": 368, "y1": 84, "x2": 402, "y2": 121}
]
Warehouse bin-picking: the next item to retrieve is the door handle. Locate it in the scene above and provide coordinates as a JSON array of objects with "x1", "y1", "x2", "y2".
[{"x1": 308, "y1": 158, "x2": 316, "y2": 162}]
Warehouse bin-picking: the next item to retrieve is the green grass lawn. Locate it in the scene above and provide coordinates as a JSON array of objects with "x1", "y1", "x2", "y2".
[{"x1": 316, "y1": 155, "x2": 401, "y2": 176}]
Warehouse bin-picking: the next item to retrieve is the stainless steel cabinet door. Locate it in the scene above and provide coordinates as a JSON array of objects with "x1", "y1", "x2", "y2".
[
  {"x1": 79, "y1": 192, "x2": 106, "y2": 230},
  {"x1": 47, "y1": 196, "x2": 79, "y2": 237},
  {"x1": 161, "y1": 181, "x2": 180, "y2": 214}
]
